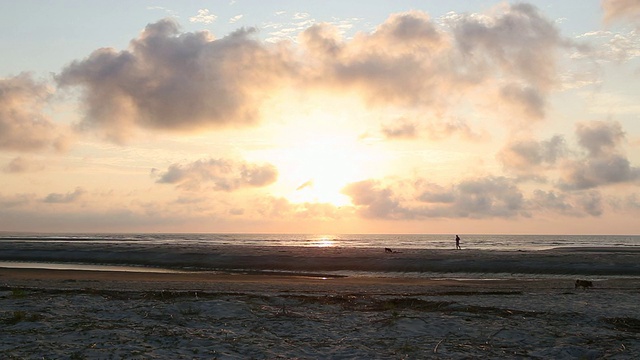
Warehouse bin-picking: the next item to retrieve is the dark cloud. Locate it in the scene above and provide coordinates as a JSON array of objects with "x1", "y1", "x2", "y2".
[
  {"x1": 559, "y1": 121, "x2": 639, "y2": 190},
  {"x1": 624, "y1": 193, "x2": 640, "y2": 210},
  {"x1": 447, "y1": 3, "x2": 578, "y2": 123},
  {"x1": 576, "y1": 120, "x2": 625, "y2": 157},
  {"x1": 56, "y1": 19, "x2": 293, "y2": 143},
  {"x1": 155, "y1": 158, "x2": 278, "y2": 191},
  {"x1": 43, "y1": 187, "x2": 86, "y2": 204},
  {"x1": 450, "y1": 177, "x2": 525, "y2": 217},
  {"x1": 498, "y1": 135, "x2": 566, "y2": 171},
  {"x1": 343, "y1": 175, "x2": 615, "y2": 220},
  {"x1": 417, "y1": 183, "x2": 455, "y2": 203},
  {"x1": 530, "y1": 189, "x2": 609, "y2": 217},
  {"x1": 298, "y1": 3, "x2": 570, "y2": 136},
  {"x1": 343, "y1": 177, "x2": 525, "y2": 219},
  {"x1": 300, "y1": 11, "x2": 446, "y2": 108},
  {"x1": 500, "y1": 84, "x2": 545, "y2": 119},
  {"x1": 0, "y1": 73, "x2": 64, "y2": 151},
  {"x1": 531, "y1": 190, "x2": 574, "y2": 213},
  {"x1": 54, "y1": 4, "x2": 573, "y2": 143},
  {"x1": 559, "y1": 154, "x2": 640, "y2": 190},
  {"x1": 451, "y1": 3, "x2": 561, "y2": 91},
  {"x1": 577, "y1": 191, "x2": 603, "y2": 216}
]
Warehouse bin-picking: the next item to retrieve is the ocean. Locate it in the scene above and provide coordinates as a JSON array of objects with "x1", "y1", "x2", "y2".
[{"x1": 1, "y1": 233, "x2": 639, "y2": 279}]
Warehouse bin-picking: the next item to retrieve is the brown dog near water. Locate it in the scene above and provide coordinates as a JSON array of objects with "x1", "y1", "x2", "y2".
[{"x1": 575, "y1": 279, "x2": 593, "y2": 289}]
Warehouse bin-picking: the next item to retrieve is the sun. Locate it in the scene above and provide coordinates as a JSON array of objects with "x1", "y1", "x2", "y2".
[
  {"x1": 264, "y1": 125, "x2": 381, "y2": 207},
  {"x1": 253, "y1": 98, "x2": 387, "y2": 207},
  {"x1": 284, "y1": 137, "x2": 363, "y2": 206}
]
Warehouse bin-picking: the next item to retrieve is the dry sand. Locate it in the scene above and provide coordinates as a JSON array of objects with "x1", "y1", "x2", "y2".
[{"x1": 2, "y1": 268, "x2": 640, "y2": 359}]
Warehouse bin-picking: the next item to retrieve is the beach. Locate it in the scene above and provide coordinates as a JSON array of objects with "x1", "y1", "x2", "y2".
[{"x1": 2, "y1": 268, "x2": 640, "y2": 359}]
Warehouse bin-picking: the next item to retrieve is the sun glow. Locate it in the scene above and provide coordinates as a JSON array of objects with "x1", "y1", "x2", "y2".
[
  {"x1": 255, "y1": 97, "x2": 389, "y2": 208},
  {"x1": 283, "y1": 136, "x2": 364, "y2": 206}
]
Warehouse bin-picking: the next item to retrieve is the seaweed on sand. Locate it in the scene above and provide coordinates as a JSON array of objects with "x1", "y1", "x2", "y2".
[
  {"x1": 603, "y1": 317, "x2": 640, "y2": 333},
  {"x1": 281, "y1": 293, "x2": 454, "y2": 312}
]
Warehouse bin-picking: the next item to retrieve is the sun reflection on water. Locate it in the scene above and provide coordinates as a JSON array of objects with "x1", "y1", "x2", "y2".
[{"x1": 314, "y1": 236, "x2": 335, "y2": 247}]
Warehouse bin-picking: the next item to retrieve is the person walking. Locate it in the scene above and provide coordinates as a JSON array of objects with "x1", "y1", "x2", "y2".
[{"x1": 455, "y1": 235, "x2": 461, "y2": 250}]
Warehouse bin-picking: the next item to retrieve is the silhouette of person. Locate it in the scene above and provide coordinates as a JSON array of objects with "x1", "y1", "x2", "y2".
[{"x1": 455, "y1": 235, "x2": 461, "y2": 250}]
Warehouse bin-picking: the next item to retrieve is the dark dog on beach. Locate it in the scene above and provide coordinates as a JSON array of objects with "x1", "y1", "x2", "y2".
[
  {"x1": 575, "y1": 279, "x2": 593, "y2": 289},
  {"x1": 385, "y1": 248, "x2": 393, "y2": 253}
]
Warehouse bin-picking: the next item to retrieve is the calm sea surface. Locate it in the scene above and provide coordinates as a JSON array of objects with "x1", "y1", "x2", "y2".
[{"x1": 1, "y1": 233, "x2": 639, "y2": 250}]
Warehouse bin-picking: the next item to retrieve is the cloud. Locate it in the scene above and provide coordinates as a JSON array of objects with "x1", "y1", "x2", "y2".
[
  {"x1": 416, "y1": 183, "x2": 455, "y2": 203},
  {"x1": 559, "y1": 154, "x2": 640, "y2": 190},
  {"x1": 0, "y1": 193, "x2": 33, "y2": 208},
  {"x1": 55, "y1": 4, "x2": 576, "y2": 143},
  {"x1": 423, "y1": 119, "x2": 484, "y2": 141},
  {"x1": 530, "y1": 189, "x2": 607, "y2": 217},
  {"x1": 343, "y1": 176, "x2": 525, "y2": 219},
  {"x1": 442, "y1": 177, "x2": 525, "y2": 218},
  {"x1": 155, "y1": 158, "x2": 278, "y2": 191},
  {"x1": 602, "y1": 0, "x2": 640, "y2": 26},
  {"x1": 2, "y1": 156, "x2": 45, "y2": 173},
  {"x1": 296, "y1": 3, "x2": 571, "y2": 135},
  {"x1": 190, "y1": 9, "x2": 217, "y2": 24},
  {"x1": 341, "y1": 180, "x2": 402, "y2": 218},
  {"x1": 296, "y1": 179, "x2": 314, "y2": 191},
  {"x1": 499, "y1": 84, "x2": 546, "y2": 119},
  {"x1": 56, "y1": 19, "x2": 293, "y2": 143},
  {"x1": 450, "y1": 3, "x2": 562, "y2": 91},
  {"x1": 343, "y1": 175, "x2": 617, "y2": 220},
  {"x1": 558, "y1": 120, "x2": 639, "y2": 190},
  {"x1": 498, "y1": 135, "x2": 566, "y2": 172},
  {"x1": 381, "y1": 119, "x2": 418, "y2": 139},
  {"x1": 530, "y1": 190, "x2": 574, "y2": 213},
  {"x1": 443, "y1": 3, "x2": 567, "y2": 122},
  {"x1": 229, "y1": 15, "x2": 244, "y2": 24},
  {"x1": 575, "y1": 120, "x2": 625, "y2": 157},
  {"x1": 624, "y1": 193, "x2": 640, "y2": 209},
  {"x1": 575, "y1": 29, "x2": 640, "y2": 65},
  {"x1": 43, "y1": 187, "x2": 86, "y2": 204},
  {"x1": 577, "y1": 190, "x2": 603, "y2": 216},
  {"x1": 299, "y1": 11, "x2": 445, "y2": 107},
  {"x1": 0, "y1": 73, "x2": 66, "y2": 152}
]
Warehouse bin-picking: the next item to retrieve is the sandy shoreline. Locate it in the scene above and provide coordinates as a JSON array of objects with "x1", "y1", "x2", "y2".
[
  {"x1": 2, "y1": 268, "x2": 640, "y2": 359},
  {"x1": 4, "y1": 245, "x2": 640, "y2": 277}
]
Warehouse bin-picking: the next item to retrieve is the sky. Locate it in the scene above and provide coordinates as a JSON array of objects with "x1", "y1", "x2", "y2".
[{"x1": 1, "y1": 0, "x2": 640, "y2": 235}]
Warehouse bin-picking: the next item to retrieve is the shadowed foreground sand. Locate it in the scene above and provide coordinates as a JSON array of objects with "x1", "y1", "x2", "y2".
[{"x1": 2, "y1": 268, "x2": 640, "y2": 359}]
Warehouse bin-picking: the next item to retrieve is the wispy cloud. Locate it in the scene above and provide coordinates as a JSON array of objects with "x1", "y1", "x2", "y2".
[
  {"x1": 229, "y1": 14, "x2": 243, "y2": 24},
  {"x1": 190, "y1": 9, "x2": 217, "y2": 24}
]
